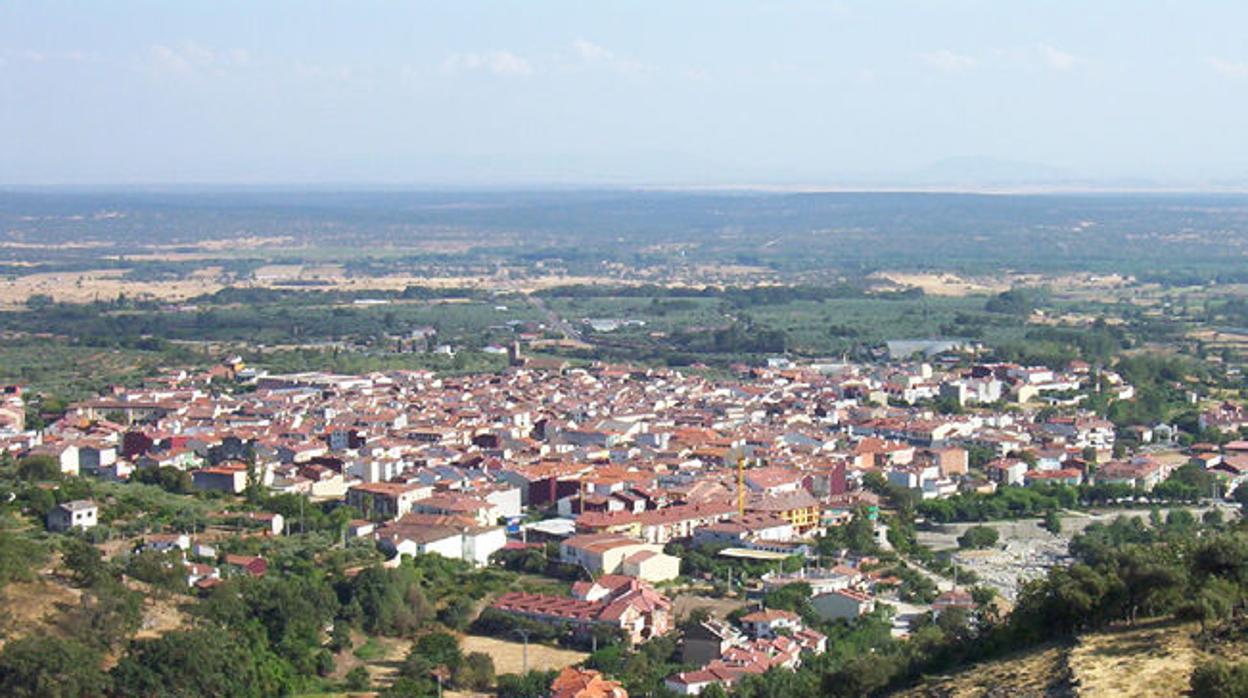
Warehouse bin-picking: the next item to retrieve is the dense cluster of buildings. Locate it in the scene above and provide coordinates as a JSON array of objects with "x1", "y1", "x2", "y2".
[
  {"x1": 0, "y1": 359, "x2": 1159, "y2": 522},
  {"x1": 6, "y1": 353, "x2": 1248, "y2": 664}
]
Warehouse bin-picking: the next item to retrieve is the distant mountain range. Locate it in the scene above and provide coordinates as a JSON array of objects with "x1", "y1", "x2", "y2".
[{"x1": 908, "y1": 156, "x2": 1075, "y2": 187}]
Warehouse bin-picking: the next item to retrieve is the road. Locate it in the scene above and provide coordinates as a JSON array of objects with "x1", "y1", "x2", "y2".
[{"x1": 527, "y1": 295, "x2": 581, "y2": 341}]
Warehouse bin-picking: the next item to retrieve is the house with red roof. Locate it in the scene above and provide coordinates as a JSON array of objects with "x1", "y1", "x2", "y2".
[
  {"x1": 550, "y1": 667, "x2": 628, "y2": 698},
  {"x1": 488, "y1": 580, "x2": 671, "y2": 645}
]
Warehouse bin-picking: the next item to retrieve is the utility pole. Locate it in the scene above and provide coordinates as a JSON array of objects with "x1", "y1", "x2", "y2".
[
  {"x1": 431, "y1": 666, "x2": 449, "y2": 698},
  {"x1": 514, "y1": 629, "x2": 531, "y2": 674}
]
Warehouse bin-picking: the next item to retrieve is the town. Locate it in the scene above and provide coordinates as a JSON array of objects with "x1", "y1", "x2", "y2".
[
  {"x1": 3, "y1": 342, "x2": 1245, "y2": 696},
  {"x1": 8, "y1": 2, "x2": 1248, "y2": 693}
]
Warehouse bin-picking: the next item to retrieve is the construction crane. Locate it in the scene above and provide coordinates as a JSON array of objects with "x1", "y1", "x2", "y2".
[{"x1": 737, "y1": 451, "x2": 746, "y2": 518}]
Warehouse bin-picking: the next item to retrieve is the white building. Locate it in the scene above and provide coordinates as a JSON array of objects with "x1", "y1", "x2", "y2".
[{"x1": 46, "y1": 500, "x2": 98, "y2": 532}]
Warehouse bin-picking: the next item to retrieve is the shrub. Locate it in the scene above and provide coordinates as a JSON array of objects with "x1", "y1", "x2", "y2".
[
  {"x1": 1191, "y1": 659, "x2": 1248, "y2": 698},
  {"x1": 957, "y1": 525, "x2": 1000, "y2": 549}
]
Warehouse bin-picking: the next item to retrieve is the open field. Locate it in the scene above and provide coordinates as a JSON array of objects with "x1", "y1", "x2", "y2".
[
  {"x1": 869, "y1": 272, "x2": 1010, "y2": 297},
  {"x1": 0, "y1": 266, "x2": 651, "y2": 308},
  {"x1": 671, "y1": 593, "x2": 749, "y2": 621},
  {"x1": 459, "y1": 634, "x2": 588, "y2": 675}
]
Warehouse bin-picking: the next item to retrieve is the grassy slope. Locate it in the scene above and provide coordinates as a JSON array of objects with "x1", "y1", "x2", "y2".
[{"x1": 894, "y1": 620, "x2": 1248, "y2": 698}]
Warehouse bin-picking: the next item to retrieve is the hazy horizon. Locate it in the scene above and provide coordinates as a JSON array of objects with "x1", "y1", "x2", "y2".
[{"x1": 3, "y1": 1, "x2": 1248, "y2": 188}]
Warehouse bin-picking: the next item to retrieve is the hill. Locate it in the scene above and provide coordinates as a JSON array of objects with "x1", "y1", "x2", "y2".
[{"x1": 894, "y1": 620, "x2": 1248, "y2": 697}]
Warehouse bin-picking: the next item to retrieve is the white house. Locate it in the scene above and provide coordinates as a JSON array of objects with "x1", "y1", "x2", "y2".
[{"x1": 46, "y1": 500, "x2": 98, "y2": 532}]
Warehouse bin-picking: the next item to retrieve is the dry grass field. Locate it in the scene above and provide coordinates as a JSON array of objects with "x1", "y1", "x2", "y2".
[
  {"x1": 869, "y1": 272, "x2": 1011, "y2": 297},
  {"x1": 897, "y1": 619, "x2": 1248, "y2": 698},
  {"x1": 1067, "y1": 621, "x2": 1202, "y2": 697},
  {"x1": 459, "y1": 634, "x2": 588, "y2": 675},
  {"x1": 0, "y1": 578, "x2": 83, "y2": 650},
  {"x1": 0, "y1": 264, "x2": 654, "y2": 308},
  {"x1": 895, "y1": 642, "x2": 1073, "y2": 697}
]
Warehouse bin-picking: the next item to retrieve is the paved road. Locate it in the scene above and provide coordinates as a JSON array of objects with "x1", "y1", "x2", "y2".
[{"x1": 527, "y1": 295, "x2": 581, "y2": 340}]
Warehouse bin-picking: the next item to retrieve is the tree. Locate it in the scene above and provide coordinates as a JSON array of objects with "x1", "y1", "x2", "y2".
[
  {"x1": 329, "y1": 622, "x2": 353, "y2": 653},
  {"x1": 1191, "y1": 659, "x2": 1248, "y2": 698},
  {"x1": 1180, "y1": 577, "x2": 1238, "y2": 632},
  {"x1": 762, "y1": 582, "x2": 817, "y2": 624},
  {"x1": 17, "y1": 455, "x2": 61, "y2": 481},
  {"x1": 0, "y1": 636, "x2": 108, "y2": 698},
  {"x1": 455, "y1": 652, "x2": 495, "y2": 691},
  {"x1": 383, "y1": 676, "x2": 436, "y2": 697},
  {"x1": 345, "y1": 665, "x2": 370, "y2": 691},
  {"x1": 1043, "y1": 509, "x2": 1063, "y2": 535},
  {"x1": 496, "y1": 670, "x2": 557, "y2": 698},
  {"x1": 437, "y1": 595, "x2": 475, "y2": 631},
  {"x1": 935, "y1": 606, "x2": 972, "y2": 640},
  {"x1": 74, "y1": 580, "x2": 143, "y2": 651},
  {"x1": 110, "y1": 627, "x2": 295, "y2": 697},
  {"x1": 957, "y1": 525, "x2": 1000, "y2": 549},
  {"x1": 124, "y1": 550, "x2": 186, "y2": 591},
  {"x1": 1204, "y1": 509, "x2": 1226, "y2": 528},
  {"x1": 347, "y1": 565, "x2": 435, "y2": 636},
  {"x1": 315, "y1": 649, "x2": 335, "y2": 677},
  {"x1": 409, "y1": 632, "x2": 462, "y2": 675},
  {"x1": 970, "y1": 585, "x2": 997, "y2": 606},
  {"x1": 0, "y1": 530, "x2": 48, "y2": 587},
  {"x1": 62, "y1": 538, "x2": 108, "y2": 588}
]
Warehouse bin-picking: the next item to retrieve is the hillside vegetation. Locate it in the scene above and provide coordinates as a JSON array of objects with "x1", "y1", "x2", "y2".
[{"x1": 897, "y1": 619, "x2": 1248, "y2": 697}]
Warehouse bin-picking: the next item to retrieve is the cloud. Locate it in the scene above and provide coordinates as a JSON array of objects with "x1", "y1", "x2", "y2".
[
  {"x1": 573, "y1": 39, "x2": 612, "y2": 63},
  {"x1": 149, "y1": 42, "x2": 250, "y2": 76},
  {"x1": 295, "y1": 62, "x2": 352, "y2": 82},
  {"x1": 1208, "y1": 56, "x2": 1248, "y2": 78},
  {"x1": 1037, "y1": 44, "x2": 1077, "y2": 71},
  {"x1": 150, "y1": 45, "x2": 193, "y2": 74},
  {"x1": 1, "y1": 48, "x2": 99, "y2": 66},
  {"x1": 441, "y1": 51, "x2": 532, "y2": 77},
  {"x1": 569, "y1": 39, "x2": 646, "y2": 78},
  {"x1": 682, "y1": 67, "x2": 711, "y2": 82},
  {"x1": 920, "y1": 49, "x2": 976, "y2": 72}
]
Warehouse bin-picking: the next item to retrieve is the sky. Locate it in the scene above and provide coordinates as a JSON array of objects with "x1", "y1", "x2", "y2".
[{"x1": 1, "y1": 0, "x2": 1247, "y2": 188}]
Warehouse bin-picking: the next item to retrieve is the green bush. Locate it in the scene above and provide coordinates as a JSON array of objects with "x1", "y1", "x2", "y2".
[
  {"x1": 1191, "y1": 659, "x2": 1248, "y2": 698},
  {"x1": 957, "y1": 525, "x2": 1000, "y2": 549}
]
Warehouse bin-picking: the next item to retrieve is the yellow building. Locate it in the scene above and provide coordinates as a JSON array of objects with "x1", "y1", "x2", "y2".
[{"x1": 560, "y1": 533, "x2": 681, "y2": 583}]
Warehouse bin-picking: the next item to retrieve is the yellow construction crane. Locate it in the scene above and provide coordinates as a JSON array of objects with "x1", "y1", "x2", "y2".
[{"x1": 737, "y1": 451, "x2": 746, "y2": 518}]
